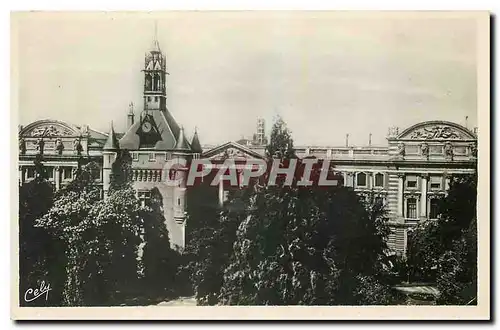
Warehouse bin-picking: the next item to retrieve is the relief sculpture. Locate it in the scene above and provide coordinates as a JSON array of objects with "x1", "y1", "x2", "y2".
[{"x1": 410, "y1": 126, "x2": 461, "y2": 140}]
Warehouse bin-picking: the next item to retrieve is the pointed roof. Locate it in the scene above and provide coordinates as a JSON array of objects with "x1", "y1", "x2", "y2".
[
  {"x1": 150, "y1": 21, "x2": 161, "y2": 53},
  {"x1": 103, "y1": 122, "x2": 119, "y2": 150},
  {"x1": 191, "y1": 128, "x2": 203, "y2": 153},
  {"x1": 119, "y1": 108, "x2": 184, "y2": 151},
  {"x1": 151, "y1": 39, "x2": 161, "y2": 53},
  {"x1": 174, "y1": 126, "x2": 191, "y2": 151}
]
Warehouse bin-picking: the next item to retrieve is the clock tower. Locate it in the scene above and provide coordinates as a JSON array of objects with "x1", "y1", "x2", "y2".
[
  {"x1": 143, "y1": 33, "x2": 168, "y2": 111},
  {"x1": 112, "y1": 27, "x2": 197, "y2": 251}
]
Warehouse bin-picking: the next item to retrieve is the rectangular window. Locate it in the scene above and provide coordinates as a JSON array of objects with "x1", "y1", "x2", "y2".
[
  {"x1": 374, "y1": 173, "x2": 384, "y2": 187},
  {"x1": 429, "y1": 199, "x2": 440, "y2": 219},
  {"x1": 406, "y1": 198, "x2": 417, "y2": 219},
  {"x1": 132, "y1": 152, "x2": 139, "y2": 161},
  {"x1": 430, "y1": 176, "x2": 442, "y2": 190},
  {"x1": 63, "y1": 167, "x2": 73, "y2": 180},
  {"x1": 46, "y1": 166, "x2": 54, "y2": 179},
  {"x1": 138, "y1": 190, "x2": 151, "y2": 206},
  {"x1": 26, "y1": 167, "x2": 35, "y2": 178},
  {"x1": 149, "y1": 153, "x2": 156, "y2": 162},
  {"x1": 406, "y1": 175, "x2": 418, "y2": 189},
  {"x1": 154, "y1": 96, "x2": 159, "y2": 102},
  {"x1": 147, "y1": 96, "x2": 151, "y2": 102}
]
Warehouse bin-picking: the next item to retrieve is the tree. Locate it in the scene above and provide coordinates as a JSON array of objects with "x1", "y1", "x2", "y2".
[
  {"x1": 36, "y1": 155, "x2": 143, "y2": 306},
  {"x1": 406, "y1": 173, "x2": 477, "y2": 304},
  {"x1": 182, "y1": 182, "x2": 230, "y2": 305},
  {"x1": 140, "y1": 188, "x2": 182, "y2": 297},
  {"x1": 19, "y1": 155, "x2": 59, "y2": 306},
  {"x1": 219, "y1": 117, "x2": 394, "y2": 305}
]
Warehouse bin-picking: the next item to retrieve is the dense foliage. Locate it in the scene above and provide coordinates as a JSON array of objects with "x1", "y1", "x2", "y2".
[
  {"x1": 20, "y1": 150, "x2": 181, "y2": 306},
  {"x1": 186, "y1": 117, "x2": 396, "y2": 305},
  {"x1": 19, "y1": 155, "x2": 60, "y2": 306},
  {"x1": 407, "y1": 174, "x2": 477, "y2": 305}
]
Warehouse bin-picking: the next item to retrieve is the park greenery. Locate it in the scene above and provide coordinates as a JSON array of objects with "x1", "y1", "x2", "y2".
[{"x1": 19, "y1": 117, "x2": 477, "y2": 306}]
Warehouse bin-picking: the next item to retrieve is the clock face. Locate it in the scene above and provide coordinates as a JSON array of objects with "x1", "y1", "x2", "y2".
[{"x1": 142, "y1": 122, "x2": 152, "y2": 133}]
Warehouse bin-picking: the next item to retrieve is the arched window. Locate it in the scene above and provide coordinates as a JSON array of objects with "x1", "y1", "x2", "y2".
[
  {"x1": 356, "y1": 172, "x2": 367, "y2": 187},
  {"x1": 145, "y1": 75, "x2": 152, "y2": 91},
  {"x1": 153, "y1": 74, "x2": 161, "y2": 91},
  {"x1": 374, "y1": 173, "x2": 384, "y2": 187}
]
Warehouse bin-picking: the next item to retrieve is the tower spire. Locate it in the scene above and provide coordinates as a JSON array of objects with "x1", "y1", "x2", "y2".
[
  {"x1": 191, "y1": 127, "x2": 203, "y2": 153},
  {"x1": 104, "y1": 121, "x2": 119, "y2": 150},
  {"x1": 151, "y1": 20, "x2": 161, "y2": 52},
  {"x1": 174, "y1": 126, "x2": 191, "y2": 151}
]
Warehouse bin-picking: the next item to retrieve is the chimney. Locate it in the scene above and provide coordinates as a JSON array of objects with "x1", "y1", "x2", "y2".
[
  {"x1": 346, "y1": 134, "x2": 349, "y2": 147},
  {"x1": 369, "y1": 133, "x2": 372, "y2": 146}
]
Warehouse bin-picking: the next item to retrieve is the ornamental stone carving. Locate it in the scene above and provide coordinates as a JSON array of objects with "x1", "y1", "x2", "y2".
[
  {"x1": 19, "y1": 137, "x2": 26, "y2": 155},
  {"x1": 444, "y1": 142, "x2": 454, "y2": 160},
  {"x1": 73, "y1": 138, "x2": 83, "y2": 155},
  {"x1": 420, "y1": 142, "x2": 429, "y2": 159},
  {"x1": 388, "y1": 126, "x2": 399, "y2": 138},
  {"x1": 55, "y1": 138, "x2": 64, "y2": 155},
  {"x1": 31, "y1": 125, "x2": 72, "y2": 137},
  {"x1": 409, "y1": 125, "x2": 461, "y2": 140},
  {"x1": 397, "y1": 143, "x2": 405, "y2": 157},
  {"x1": 470, "y1": 142, "x2": 478, "y2": 158},
  {"x1": 36, "y1": 138, "x2": 45, "y2": 155}
]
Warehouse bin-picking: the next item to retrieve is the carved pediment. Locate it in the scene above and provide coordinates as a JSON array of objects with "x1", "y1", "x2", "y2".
[
  {"x1": 203, "y1": 141, "x2": 265, "y2": 161},
  {"x1": 20, "y1": 120, "x2": 80, "y2": 138},
  {"x1": 397, "y1": 121, "x2": 476, "y2": 141},
  {"x1": 209, "y1": 147, "x2": 251, "y2": 161}
]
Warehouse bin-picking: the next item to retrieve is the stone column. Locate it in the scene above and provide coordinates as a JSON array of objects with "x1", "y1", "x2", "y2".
[
  {"x1": 55, "y1": 166, "x2": 61, "y2": 191},
  {"x1": 19, "y1": 166, "x2": 24, "y2": 186},
  {"x1": 444, "y1": 174, "x2": 451, "y2": 191},
  {"x1": 397, "y1": 173, "x2": 404, "y2": 218},
  {"x1": 218, "y1": 173, "x2": 224, "y2": 207},
  {"x1": 420, "y1": 174, "x2": 428, "y2": 218}
]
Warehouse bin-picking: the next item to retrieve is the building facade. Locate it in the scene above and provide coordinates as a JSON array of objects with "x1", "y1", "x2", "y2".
[{"x1": 18, "y1": 37, "x2": 478, "y2": 254}]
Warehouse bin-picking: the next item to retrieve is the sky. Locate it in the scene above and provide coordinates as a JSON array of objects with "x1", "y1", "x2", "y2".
[{"x1": 13, "y1": 11, "x2": 479, "y2": 146}]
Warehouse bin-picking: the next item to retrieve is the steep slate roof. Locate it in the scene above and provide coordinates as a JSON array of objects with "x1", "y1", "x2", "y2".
[
  {"x1": 103, "y1": 123, "x2": 119, "y2": 150},
  {"x1": 174, "y1": 127, "x2": 192, "y2": 151},
  {"x1": 191, "y1": 129, "x2": 203, "y2": 153},
  {"x1": 119, "y1": 108, "x2": 186, "y2": 151}
]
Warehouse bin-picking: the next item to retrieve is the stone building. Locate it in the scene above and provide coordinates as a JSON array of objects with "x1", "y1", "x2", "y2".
[
  {"x1": 214, "y1": 121, "x2": 478, "y2": 253},
  {"x1": 18, "y1": 35, "x2": 478, "y2": 254}
]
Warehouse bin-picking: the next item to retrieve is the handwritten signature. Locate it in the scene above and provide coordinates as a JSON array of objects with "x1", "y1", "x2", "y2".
[{"x1": 24, "y1": 281, "x2": 52, "y2": 303}]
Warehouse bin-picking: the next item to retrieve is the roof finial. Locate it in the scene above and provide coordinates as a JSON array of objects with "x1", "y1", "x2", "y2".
[
  {"x1": 151, "y1": 20, "x2": 161, "y2": 52},
  {"x1": 154, "y1": 20, "x2": 158, "y2": 41}
]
